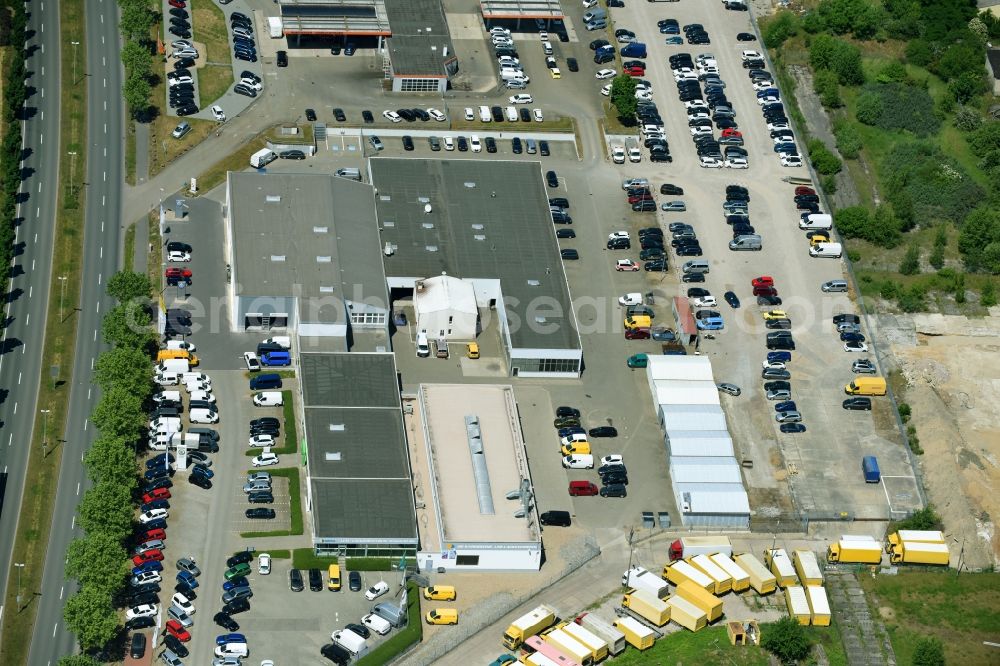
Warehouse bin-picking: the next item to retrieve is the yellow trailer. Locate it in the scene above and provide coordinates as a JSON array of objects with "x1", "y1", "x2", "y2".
[
  {"x1": 784, "y1": 586, "x2": 811, "y2": 626},
  {"x1": 621, "y1": 589, "x2": 670, "y2": 627},
  {"x1": 889, "y1": 541, "x2": 950, "y2": 565},
  {"x1": 827, "y1": 538, "x2": 883, "y2": 564},
  {"x1": 792, "y1": 549, "x2": 824, "y2": 586},
  {"x1": 675, "y1": 580, "x2": 723, "y2": 622},
  {"x1": 544, "y1": 628, "x2": 594, "y2": 666},
  {"x1": 709, "y1": 553, "x2": 750, "y2": 592},
  {"x1": 734, "y1": 553, "x2": 777, "y2": 595},
  {"x1": 560, "y1": 621, "x2": 609, "y2": 662},
  {"x1": 806, "y1": 586, "x2": 831, "y2": 626},
  {"x1": 613, "y1": 616, "x2": 655, "y2": 651},
  {"x1": 764, "y1": 548, "x2": 797, "y2": 588},
  {"x1": 503, "y1": 605, "x2": 558, "y2": 649},
  {"x1": 662, "y1": 559, "x2": 714, "y2": 591},
  {"x1": 689, "y1": 554, "x2": 733, "y2": 594},
  {"x1": 664, "y1": 595, "x2": 708, "y2": 632},
  {"x1": 888, "y1": 530, "x2": 945, "y2": 549}
]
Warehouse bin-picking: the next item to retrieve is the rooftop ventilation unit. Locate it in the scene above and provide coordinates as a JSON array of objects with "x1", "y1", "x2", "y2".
[
  {"x1": 270, "y1": 255, "x2": 286, "y2": 262},
  {"x1": 313, "y1": 226, "x2": 329, "y2": 233},
  {"x1": 383, "y1": 242, "x2": 395, "y2": 256},
  {"x1": 527, "y1": 280, "x2": 540, "y2": 286},
  {"x1": 317, "y1": 256, "x2": 332, "y2": 263},
  {"x1": 265, "y1": 195, "x2": 281, "y2": 203},
  {"x1": 473, "y1": 234, "x2": 486, "y2": 241},
  {"x1": 465, "y1": 415, "x2": 495, "y2": 515}
]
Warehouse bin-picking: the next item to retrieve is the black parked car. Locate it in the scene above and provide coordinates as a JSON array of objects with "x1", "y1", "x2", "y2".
[
  {"x1": 843, "y1": 397, "x2": 872, "y2": 411},
  {"x1": 588, "y1": 426, "x2": 618, "y2": 438},
  {"x1": 349, "y1": 571, "x2": 362, "y2": 592},
  {"x1": 223, "y1": 598, "x2": 251, "y2": 615},
  {"x1": 309, "y1": 568, "x2": 323, "y2": 592},
  {"x1": 346, "y1": 623, "x2": 371, "y2": 639},
  {"x1": 129, "y1": 632, "x2": 147, "y2": 659},
  {"x1": 485, "y1": 136, "x2": 497, "y2": 153},
  {"x1": 546, "y1": 171, "x2": 558, "y2": 188},
  {"x1": 567, "y1": 57, "x2": 578, "y2": 72},
  {"x1": 362, "y1": 110, "x2": 374, "y2": 124},
  {"x1": 164, "y1": 634, "x2": 188, "y2": 658},
  {"x1": 519, "y1": 107, "x2": 531, "y2": 122},
  {"x1": 289, "y1": 568, "x2": 305, "y2": 592},
  {"x1": 401, "y1": 136, "x2": 414, "y2": 151},
  {"x1": 125, "y1": 615, "x2": 156, "y2": 631}
]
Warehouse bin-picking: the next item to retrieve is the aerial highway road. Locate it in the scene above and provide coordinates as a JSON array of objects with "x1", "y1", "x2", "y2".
[{"x1": 0, "y1": 0, "x2": 64, "y2": 633}]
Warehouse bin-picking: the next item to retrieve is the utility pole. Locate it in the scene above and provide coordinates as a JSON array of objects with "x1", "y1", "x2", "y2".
[
  {"x1": 14, "y1": 562, "x2": 25, "y2": 610},
  {"x1": 57, "y1": 275, "x2": 67, "y2": 322},
  {"x1": 40, "y1": 409, "x2": 51, "y2": 458},
  {"x1": 624, "y1": 526, "x2": 636, "y2": 589},
  {"x1": 71, "y1": 41, "x2": 80, "y2": 83}
]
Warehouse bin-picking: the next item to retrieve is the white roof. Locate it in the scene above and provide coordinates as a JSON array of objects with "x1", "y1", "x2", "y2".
[
  {"x1": 785, "y1": 586, "x2": 810, "y2": 615},
  {"x1": 647, "y1": 354, "x2": 715, "y2": 381},
  {"x1": 806, "y1": 585, "x2": 830, "y2": 615},
  {"x1": 675, "y1": 482, "x2": 750, "y2": 515},
  {"x1": 653, "y1": 380, "x2": 721, "y2": 406},
  {"x1": 669, "y1": 457, "x2": 743, "y2": 484},
  {"x1": 667, "y1": 432, "x2": 734, "y2": 457},
  {"x1": 413, "y1": 274, "x2": 477, "y2": 315},
  {"x1": 661, "y1": 404, "x2": 728, "y2": 431}
]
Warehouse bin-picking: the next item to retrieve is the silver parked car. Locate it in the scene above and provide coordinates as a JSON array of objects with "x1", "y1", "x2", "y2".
[
  {"x1": 775, "y1": 410, "x2": 802, "y2": 423},
  {"x1": 761, "y1": 368, "x2": 791, "y2": 380},
  {"x1": 821, "y1": 279, "x2": 848, "y2": 292},
  {"x1": 766, "y1": 389, "x2": 792, "y2": 401}
]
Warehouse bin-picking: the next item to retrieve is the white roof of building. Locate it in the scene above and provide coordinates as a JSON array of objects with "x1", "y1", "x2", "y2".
[
  {"x1": 413, "y1": 274, "x2": 478, "y2": 315},
  {"x1": 675, "y1": 482, "x2": 751, "y2": 515},
  {"x1": 666, "y1": 432, "x2": 734, "y2": 457},
  {"x1": 647, "y1": 354, "x2": 715, "y2": 381},
  {"x1": 669, "y1": 457, "x2": 743, "y2": 484},
  {"x1": 653, "y1": 380, "x2": 721, "y2": 406},
  {"x1": 661, "y1": 404, "x2": 728, "y2": 431}
]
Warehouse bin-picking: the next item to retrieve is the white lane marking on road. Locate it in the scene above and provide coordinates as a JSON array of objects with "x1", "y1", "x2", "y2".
[
  {"x1": 52, "y1": 624, "x2": 57, "y2": 638},
  {"x1": 25, "y1": 314, "x2": 29, "y2": 326},
  {"x1": 103, "y1": 123, "x2": 107, "y2": 134},
  {"x1": 102, "y1": 56, "x2": 105, "y2": 67},
  {"x1": 93, "y1": 329, "x2": 97, "y2": 341},
  {"x1": 102, "y1": 35, "x2": 105, "y2": 45},
  {"x1": 101, "y1": 13, "x2": 104, "y2": 23},
  {"x1": 84, "y1": 419, "x2": 88, "y2": 431},
  {"x1": 60, "y1": 586, "x2": 64, "y2": 599},
  {"x1": 7, "y1": 434, "x2": 12, "y2": 447},
  {"x1": 17, "y1": 372, "x2": 21, "y2": 385},
  {"x1": 103, "y1": 78, "x2": 106, "y2": 88},
  {"x1": 28, "y1": 286, "x2": 31, "y2": 297},
  {"x1": 98, "y1": 273, "x2": 102, "y2": 284},
  {"x1": 41, "y1": 66, "x2": 44, "y2": 76},
  {"x1": 100, "y1": 247, "x2": 103, "y2": 259},
  {"x1": 103, "y1": 100, "x2": 106, "y2": 111},
  {"x1": 36, "y1": 207, "x2": 39, "y2": 217},
  {"x1": 91, "y1": 357, "x2": 94, "y2": 369},
  {"x1": 76, "y1": 483, "x2": 80, "y2": 496},
  {"x1": 32, "y1": 259, "x2": 35, "y2": 271},
  {"x1": 12, "y1": 402, "x2": 16, "y2": 415},
  {"x1": 39, "y1": 133, "x2": 42, "y2": 144},
  {"x1": 103, "y1": 171, "x2": 107, "y2": 182},
  {"x1": 96, "y1": 300, "x2": 100, "y2": 313},
  {"x1": 101, "y1": 220, "x2": 104, "y2": 232},
  {"x1": 40, "y1": 111, "x2": 43, "y2": 121},
  {"x1": 40, "y1": 23, "x2": 43, "y2": 32},
  {"x1": 37, "y1": 182, "x2": 41, "y2": 193},
  {"x1": 71, "y1": 516, "x2": 75, "y2": 529},
  {"x1": 21, "y1": 342, "x2": 25, "y2": 354},
  {"x1": 102, "y1": 195, "x2": 105, "y2": 205},
  {"x1": 87, "y1": 387, "x2": 91, "y2": 400},
  {"x1": 103, "y1": 147, "x2": 106, "y2": 157}
]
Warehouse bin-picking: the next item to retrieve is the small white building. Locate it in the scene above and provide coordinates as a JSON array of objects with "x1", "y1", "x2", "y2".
[{"x1": 413, "y1": 274, "x2": 478, "y2": 341}]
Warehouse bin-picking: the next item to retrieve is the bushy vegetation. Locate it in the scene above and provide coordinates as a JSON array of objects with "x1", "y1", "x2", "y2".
[
  {"x1": 118, "y1": 0, "x2": 158, "y2": 119},
  {"x1": 610, "y1": 75, "x2": 637, "y2": 125},
  {"x1": 0, "y1": 1, "x2": 27, "y2": 310},
  {"x1": 881, "y1": 142, "x2": 985, "y2": 230},
  {"x1": 761, "y1": 617, "x2": 813, "y2": 663},
  {"x1": 854, "y1": 83, "x2": 939, "y2": 136}
]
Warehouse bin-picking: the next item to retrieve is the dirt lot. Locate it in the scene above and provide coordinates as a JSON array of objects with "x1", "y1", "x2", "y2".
[{"x1": 882, "y1": 312, "x2": 1000, "y2": 570}]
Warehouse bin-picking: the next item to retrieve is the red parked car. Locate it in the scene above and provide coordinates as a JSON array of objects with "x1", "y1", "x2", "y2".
[
  {"x1": 568, "y1": 480, "x2": 599, "y2": 496},
  {"x1": 751, "y1": 275, "x2": 774, "y2": 288},
  {"x1": 627, "y1": 193, "x2": 653, "y2": 204},
  {"x1": 624, "y1": 327, "x2": 650, "y2": 340},
  {"x1": 753, "y1": 286, "x2": 778, "y2": 297},
  {"x1": 132, "y1": 549, "x2": 164, "y2": 566},
  {"x1": 165, "y1": 620, "x2": 191, "y2": 642},
  {"x1": 721, "y1": 128, "x2": 742, "y2": 138},
  {"x1": 626, "y1": 67, "x2": 645, "y2": 77},
  {"x1": 142, "y1": 488, "x2": 171, "y2": 504},
  {"x1": 794, "y1": 186, "x2": 816, "y2": 196},
  {"x1": 137, "y1": 527, "x2": 166, "y2": 542},
  {"x1": 165, "y1": 267, "x2": 192, "y2": 279},
  {"x1": 168, "y1": 0, "x2": 186, "y2": 9}
]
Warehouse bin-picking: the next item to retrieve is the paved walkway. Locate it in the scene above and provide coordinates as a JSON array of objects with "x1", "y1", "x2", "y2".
[
  {"x1": 134, "y1": 120, "x2": 150, "y2": 184},
  {"x1": 827, "y1": 571, "x2": 896, "y2": 666},
  {"x1": 132, "y1": 212, "x2": 149, "y2": 273}
]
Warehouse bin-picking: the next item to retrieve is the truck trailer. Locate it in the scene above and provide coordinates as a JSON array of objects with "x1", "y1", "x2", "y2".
[
  {"x1": 792, "y1": 550, "x2": 824, "y2": 586},
  {"x1": 764, "y1": 548, "x2": 797, "y2": 588},
  {"x1": 709, "y1": 553, "x2": 750, "y2": 592},
  {"x1": 689, "y1": 554, "x2": 733, "y2": 594},
  {"x1": 862, "y1": 455, "x2": 881, "y2": 483},
  {"x1": 503, "y1": 605, "x2": 558, "y2": 649},
  {"x1": 543, "y1": 628, "x2": 593, "y2": 666},
  {"x1": 806, "y1": 586, "x2": 831, "y2": 626},
  {"x1": 662, "y1": 560, "x2": 714, "y2": 591},
  {"x1": 888, "y1": 530, "x2": 945, "y2": 546},
  {"x1": 784, "y1": 586, "x2": 811, "y2": 625},
  {"x1": 621, "y1": 589, "x2": 670, "y2": 627},
  {"x1": 576, "y1": 613, "x2": 625, "y2": 656},
  {"x1": 612, "y1": 616, "x2": 654, "y2": 650},
  {"x1": 668, "y1": 536, "x2": 733, "y2": 561},
  {"x1": 622, "y1": 566, "x2": 669, "y2": 599},
  {"x1": 560, "y1": 621, "x2": 609, "y2": 662},
  {"x1": 888, "y1": 540, "x2": 950, "y2": 565},
  {"x1": 674, "y1": 580, "x2": 723, "y2": 622},
  {"x1": 827, "y1": 538, "x2": 883, "y2": 564},
  {"x1": 664, "y1": 595, "x2": 708, "y2": 632},
  {"x1": 733, "y1": 553, "x2": 777, "y2": 594}
]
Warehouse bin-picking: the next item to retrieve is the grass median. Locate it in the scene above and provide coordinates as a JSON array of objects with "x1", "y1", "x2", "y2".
[
  {"x1": 239, "y1": 467, "x2": 303, "y2": 538},
  {"x1": 190, "y1": 0, "x2": 233, "y2": 106},
  {"x1": 0, "y1": 0, "x2": 88, "y2": 662}
]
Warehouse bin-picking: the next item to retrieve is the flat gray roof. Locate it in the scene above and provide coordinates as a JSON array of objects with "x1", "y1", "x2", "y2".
[
  {"x1": 228, "y1": 172, "x2": 388, "y2": 319},
  {"x1": 370, "y1": 158, "x2": 580, "y2": 351},
  {"x1": 481, "y1": 0, "x2": 565, "y2": 20},
  {"x1": 301, "y1": 352, "x2": 417, "y2": 543},
  {"x1": 278, "y1": 0, "x2": 391, "y2": 35},
  {"x1": 384, "y1": 0, "x2": 455, "y2": 77}
]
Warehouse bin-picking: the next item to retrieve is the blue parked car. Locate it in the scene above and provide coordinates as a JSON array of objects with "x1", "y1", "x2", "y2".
[
  {"x1": 191, "y1": 465, "x2": 214, "y2": 479},
  {"x1": 767, "y1": 351, "x2": 792, "y2": 363},
  {"x1": 144, "y1": 518, "x2": 167, "y2": 531},
  {"x1": 177, "y1": 570, "x2": 199, "y2": 589},
  {"x1": 216, "y1": 633, "x2": 247, "y2": 646},
  {"x1": 140, "y1": 500, "x2": 170, "y2": 512},
  {"x1": 696, "y1": 317, "x2": 724, "y2": 331},
  {"x1": 557, "y1": 427, "x2": 585, "y2": 438},
  {"x1": 144, "y1": 467, "x2": 171, "y2": 481},
  {"x1": 222, "y1": 577, "x2": 249, "y2": 591},
  {"x1": 260, "y1": 351, "x2": 291, "y2": 366},
  {"x1": 774, "y1": 401, "x2": 797, "y2": 413},
  {"x1": 132, "y1": 561, "x2": 163, "y2": 576},
  {"x1": 664, "y1": 36, "x2": 684, "y2": 44}
]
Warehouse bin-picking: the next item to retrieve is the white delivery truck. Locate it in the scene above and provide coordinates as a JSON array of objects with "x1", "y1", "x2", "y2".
[
  {"x1": 267, "y1": 17, "x2": 283, "y2": 38},
  {"x1": 250, "y1": 148, "x2": 277, "y2": 168},
  {"x1": 611, "y1": 142, "x2": 626, "y2": 164}
]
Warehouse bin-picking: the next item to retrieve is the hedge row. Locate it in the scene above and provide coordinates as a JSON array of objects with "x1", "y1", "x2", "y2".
[{"x1": 0, "y1": 2, "x2": 28, "y2": 308}]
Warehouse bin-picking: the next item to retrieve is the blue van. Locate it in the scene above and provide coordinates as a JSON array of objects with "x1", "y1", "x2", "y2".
[
  {"x1": 249, "y1": 373, "x2": 282, "y2": 390},
  {"x1": 621, "y1": 42, "x2": 647, "y2": 58},
  {"x1": 260, "y1": 351, "x2": 290, "y2": 367}
]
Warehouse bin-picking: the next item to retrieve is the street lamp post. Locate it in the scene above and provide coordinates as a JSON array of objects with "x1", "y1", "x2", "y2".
[
  {"x1": 71, "y1": 41, "x2": 80, "y2": 83},
  {"x1": 14, "y1": 562, "x2": 25, "y2": 610},
  {"x1": 40, "y1": 409, "x2": 51, "y2": 458},
  {"x1": 57, "y1": 275, "x2": 67, "y2": 322},
  {"x1": 67, "y1": 152, "x2": 78, "y2": 198}
]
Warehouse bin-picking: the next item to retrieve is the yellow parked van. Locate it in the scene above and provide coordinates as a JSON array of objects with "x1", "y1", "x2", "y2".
[
  {"x1": 328, "y1": 564, "x2": 341, "y2": 591},
  {"x1": 466, "y1": 343, "x2": 480, "y2": 359},
  {"x1": 624, "y1": 315, "x2": 652, "y2": 330},
  {"x1": 844, "y1": 376, "x2": 886, "y2": 396},
  {"x1": 561, "y1": 441, "x2": 591, "y2": 456},
  {"x1": 156, "y1": 349, "x2": 199, "y2": 365},
  {"x1": 423, "y1": 585, "x2": 457, "y2": 601},
  {"x1": 425, "y1": 608, "x2": 458, "y2": 625}
]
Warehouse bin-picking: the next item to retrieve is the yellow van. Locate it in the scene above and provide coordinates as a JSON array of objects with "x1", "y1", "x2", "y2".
[
  {"x1": 466, "y1": 343, "x2": 480, "y2": 359},
  {"x1": 844, "y1": 376, "x2": 886, "y2": 396},
  {"x1": 560, "y1": 441, "x2": 591, "y2": 456},
  {"x1": 328, "y1": 564, "x2": 341, "y2": 591},
  {"x1": 425, "y1": 608, "x2": 458, "y2": 625},
  {"x1": 156, "y1": 349, "x2": 199, "y2": 365},
  {"x1": 624, "y1": 315, "x2": 652, "y2": 330},
  {"x1": 809, "y1": 234, "x2": 830, "y2": 246},
  {"x1": 423, "y1": 585, "x2": 456, "y2": 601}
]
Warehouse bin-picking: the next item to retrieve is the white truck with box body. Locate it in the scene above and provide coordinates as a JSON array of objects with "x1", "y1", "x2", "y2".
[
  {"x1": 267, "y1": 16, "x2": 283, "y2": 38},
  {"x1": 622, "y1": 566, "x2": 669, "y2": 599},
  {"x1": 331, "y1": 629, "x2": 369, "y2": 658},
  {"x1": 250, "y1": 148, "x2": 277, "y2": 168},
  {"x1": 577, "y1": 613, "x2": 625, "y2": 656}
]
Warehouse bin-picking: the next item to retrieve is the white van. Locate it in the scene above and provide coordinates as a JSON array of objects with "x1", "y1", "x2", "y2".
[
  {"x1": 249, "y1": 148, "x2": 277, "y2": 168},
  {"x1": 729, "y1": 234, "x2": 762, "y2": 251},
  {"x1": 214, "y1": 643, "x2": 249, "y2": 658},
  {"x1": 261, "y1": 336, "x2": 291, "y2": 349},
  {"x1": 799, "y1": 213, "x2": 832, "y2": 230},
  {"x1": 501, "y1": 70, "x2": 529, "y2": 83},
  {"x1": 253, "y1": 391, "x2": 284, "y2": 407},
  {"x1": 362, "y1": 613, "x2": 392, "y2": 636},
  {"x1": 150, "y1": 417, "x2": 182, "y2": 431},
  {"x1": 682, "y1": 260, "x2": 710, "y2": 274},
  {"x1": 478, "y1": 106, "x2": 492, "y2": 122},
  {"x1": 189, "y1": 408, "x2": 219, "y2": 424},
  {"x1": 165, "y1": 340, "x2": 195, "y2": 352},
  {"x1": 154, "y1": 390, "x2": 182, "y2": 403},
  {"x1": 562, "y1": 454, "x2": 594, "y2": 469},
  {"x1": 332, "y1": 629, "x2": 368, "y2": 657},
  {"x1": 809, "y1": 242, "x2": 842, "y2": 258},
  {"x1": 415, "y1": 332, "x2": 430, "y2": 358},
  {"x1": 181, "y1": 372, "x2": 211, "y2": 385},
  {"x1": 156, "y1": 359, "x2": 190, "y2": 375},
  {"x1": 334, "y1": 168, "x2": 362, "y2": 182}
]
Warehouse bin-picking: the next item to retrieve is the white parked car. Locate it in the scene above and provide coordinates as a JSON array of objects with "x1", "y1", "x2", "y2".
[
  {"x1": 189, "y1": 390, "x2": 215, "y2": 403},
  {"x1": 726, "y1": 158, "x2": 749, "y2": 169},
  {"x1": 252, "y1": 451, "x2": 279, "y2": 467},
  {"x1": 382, "y1": 110, "x2": 402, "y2": 123},
  {"x1": 505, "y1": 106, "x2": 518, "y2": 122},
  {"x1": 168, "y1": 75, "x2": 193, "y2": 86},
  {"x1": 258, "y1": 553, "x2": 271, "y2": 575},
  {"x1": 443, "y1": 136, "x2": 454, "y2": 151},
  {"x1": 741, "y1": 50, "x2": 762, "y2": 60},
  {"x1": 152, "y1": 390, "x2": 181, "y2": 403},
  {"x1": 690, "y1": 126, "x2": 713, "y2": 136},
  {"x1": 618, "y1": 292, "x2": 643, "y2": 306},
  {"x1": 762, "y1": 360, "x2": 787, "y2": 371},
  {"x1": 608, "y1": 231, "x2": 629, "y2": 241},
  {"x1": 692, "y1": 296, "x2": 717, "y2": 308},
  {"x1": 844, "y1": 341, "x2": 868, "y2": 353},
  {"x1": 509, "y1": 94, "x2": 533, "y2": 104},
  {"x1": 249, "y1": 434, "x2": 275, "y2": 448},
  {"x1": 172, "y1": 593, "x2": 195, "y2": 614},
  {"x1": 781, "y1": 155, "x2": 803, "y2": 167},
  {"x1": 165, "y1": 340, "x2": 195, "y2": 352},
  {"x1": 601, "y1": 83, "x2": 612, "y2": 96},
  {"x1": 562, "y1": 454, "x2": 594, "y2": 469},
  {"x1": 470, "y1": 135, "x2": 482, "y2": 153},
  {"x1": 365, "y1": 581, "x2": 390, "y2": 601},
  {"x1": 139, "y1": 508, "x2": 168, "y2": 523},
  {"x1": 700, "y1": 156, "x2": 724, "y2": 168},
  {"x1": 533, "y1": 108, "x2": 544, "y2": 122},
  {"x1": 427, "y1": 108, "x2": 446, "y2": 122},
  {"x1": 600, "y1": 454, "x2": 624, "y2": 466},
  {"x1": 239, "y1": 78, "x2": 263, "y2": 91},
  {"x1": 167, "y1": 250, "x2": 191, "y2": 262},
  {"x1": 211, "y1": 105, "x2": 226, "y2": 122},
  {"x1": 362, "y1": 613, "x2": 392, "y2": 636},
  {"x1": 154, "y1": 373, "x2": 179, "y2": 386},
  {"x1": 126, "y1": 604, "x2": 158, "y2": 620},
  {"x1": 595, "y1": 68, "x2": 616, "y2": 79},
  {"x1": 243, "y1": 352, "x2": 261, "y2": 371},
  {"x1": 185, "y1": 380, "x2": 211, "y2": 393}
]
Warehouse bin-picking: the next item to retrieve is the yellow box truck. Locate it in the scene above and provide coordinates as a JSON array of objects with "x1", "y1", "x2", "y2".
[
  {"x1": 844, "y1": 376, "x2": 887, "y2": 396},
  {"x1": 503, "y1": 605, "x2": 558, "y2": 649},
  {"x1": 544, "y1": 628, "x2": 594, "y2": 666},
  {"x1": 764, "y1": 548, "x2": 797, "y2": 588},
  {"x1": 561, "y1": 621, "x2": 609, "y2": 662},
  {"x1": 662, "y1": 560, "x2": 714, "y2": 591},
  {"x1": 688, "y1": 554, "x2": 733, "y2": 594},
  {"x1": 734, "y1": 553, "x2": 777, "y2": 595},
  {"x1": 806, "y1": 586, "x2": 831, "y2": 626},
  {"x1": 792, "y1": 550, "x2": 824, "y2": 586},
  {"x1": 827, "y1": 538, "x2": 883, "y2": 564},
  {"x1": 888, "y1": 530, "x2": 944, "y2": 547},
  {"x1": 621, "y1": 589, "x2": 670, "y2": 627},
  {"x1": 664, "y1": 595, "x2": 708, "y2": 632},
  {"x1": 675, "y1": 580, "x2": 723, "y2": 622},
  {"x1": 784, "y1": 586, "x2": 811, "y2": 625},
  {"x1": 709, "y1": 553, "x2": 750, "y2": 592},
  {"x1": 612, "y1": 616, "x2": 654, "y2": 651},
  {"x1": 889, "y1": 541, "x2": 950, "y2": 565}
]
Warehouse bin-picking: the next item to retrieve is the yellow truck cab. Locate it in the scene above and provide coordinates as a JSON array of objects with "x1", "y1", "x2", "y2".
[
  {"x1": 844, "y1": 376, "x2": 887, "y2": 396},
  {"x1": 327, "y1": 564, "x2": 341, "y2": 591},
  {"x1": 423, "y1": 585, "x2": 456, "y2": 601},
  {"x1": 425, "y1": 608, "x2": 458, "y2": 625}
]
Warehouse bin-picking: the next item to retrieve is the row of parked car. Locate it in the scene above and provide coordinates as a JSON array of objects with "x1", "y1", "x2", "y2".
[
  {"x1": 739, "y1": 50, "x2": 803, "y2": 168},
  {"x1": 669, "y1": 51, "x2": 747, "y2": 169},
  {"x1": 550, "y1": 406, "x2": 626, "y2": 498}
]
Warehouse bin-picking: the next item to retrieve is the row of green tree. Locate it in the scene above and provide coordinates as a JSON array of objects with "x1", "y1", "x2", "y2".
[
  {"x1": 119, "y1": 0, "x2": 159, "y2": 119},
  {"x1": 0, "y1": 2, "x2": 27, "y2": 314},
  {"x1": 61, "y1": 272, "x2": 157, "y2": 656}
]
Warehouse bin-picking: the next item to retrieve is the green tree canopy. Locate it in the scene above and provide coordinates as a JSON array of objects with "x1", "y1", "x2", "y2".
[
  {"x1": 118, "y1": 2, "x2": 153, "y2": 44},
  {"x1": 107, "y1": 271, "x2": 152, "y2": 302},
  {"x1": 762, "y1": 616, "x2": 812, "y2": 663},
  {"x1": 78, "y1": 482, "x2": 134, "y2": 540},
  {"x1": 609, "y1": 75, "x2": 637, "y2": 123},
  {"x1": 94, "y1": 346, "x2": 152, "y2": 396},
  {"x1": 958, "y1": 206, "x2": 1000, "y2": 273},
  {"x1": 762, "y1": 11, "x2": 798, "y2": 48},
  {"x1": 58, "y1": 656, "x2": 102, "y2": 666},
  {"x1": 66, "y1": 533, "x2": 129, "y2": 594},
  {"x1": 91, "y1": 386, "x2": 147, "y2": 441},
  {"x1": 123, "y1": 72, "x2": 151, "y2": 119},
  {"x1": 63, "y1": 585, "x2": 120, "y2": 651},
  {"x1": 102, "y1": 301, "x2": 156, "y2": 350},
  {"x1": 84, "y1": 434, "x2": 138, "y2": 486},
  {"x1": 912, "y1": 637, "x2": 945, "y2": 665},
  {"x1": 120, "y1": 40, "x2": 151, "y2": 79}
]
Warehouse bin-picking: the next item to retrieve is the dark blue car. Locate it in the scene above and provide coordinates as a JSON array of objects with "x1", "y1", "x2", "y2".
[
  {"x1": 140, "y1": 500, "x2": 170, "y2": 512},
  {"x1": 144, "y1": 467, "x2": 172, "y2": 481},
  {"x1": 767, "y1": 351, "x2": 792, "y2": 363},
  {"x1": 132, "y1": 561, "x2": 163, "y2": 576},
  {"x1": 774, "y1": 401, "x2": 797, "y2": 413},
  {"x1": 222, "y1": 577, "x2": 250, "y2": 592},
  {"x1": 216, "y1": 633, "x2": 247, "y2": 646},
  {"x1": 177, "y1": 570, "x2": 199, "y2": 589}
]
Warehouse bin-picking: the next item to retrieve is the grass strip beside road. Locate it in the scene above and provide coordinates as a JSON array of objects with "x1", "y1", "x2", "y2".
[
  {"x1": 190, "y1": 0, "x2": 233, "y2": 107},
  {"x1": 0, "y1": 0, "x2": 88, "y2": 662},
  {"x1": 195, "y1": 133, "x2": 267, "y2": 192},
  {"x1": 239, "y1": 467, "x2": 303, "y2": 538}
]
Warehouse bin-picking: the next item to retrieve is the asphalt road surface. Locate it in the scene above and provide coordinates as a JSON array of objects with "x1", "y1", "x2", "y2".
[
  {"x1": 24, "y1": 0, "x2": 124, "y2": 660},
  {"x1": 0, "y1": 0, "x2": 63, "y2": 630}
]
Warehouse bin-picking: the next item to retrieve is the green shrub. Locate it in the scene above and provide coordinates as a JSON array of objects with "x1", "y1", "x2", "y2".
[
  {"x1": 928, "y1": 244, "x2": 945, "y2": 270},
  {"x1": 897, "y1": 402, "x2": 911, "y2": 422},
  {"x1": 834, "y1": 119, "x2": 862, "y2": 158},
  {"x1": 762, "y1": 11, "x2": 799, "y2": 49},
  {"x1": 912, "y1": 636, "x2": 945, "y2": 665},
  {"x1": 345, "y1": 557, "x2": 417, "y2": 571},
  {"x1": 856, "y1": 91, "x2": 883, "y2": 125},
  {"x1": 981, "y1": 281, "x2": 997, "y2": 306},
  {"x1": 904, "y1": 38, "x2": 933, "y2": 66},
  {"x1": 899, "y1": 245, "x2": 921, "y2": 275},
  {"x1": 958, "y1": 207, "x2": 1000, "y2": 273},
  {"x1": 821, "y1": 174, "x2": 838, "y2": 195},
  {"x1": 892, "y1": 506, "x2": 941, "y2": 532},
  {"x1": 858, "y1": 83, "x2": 940, "y2": 136},
  {"x1": 883, "y1": 142, "x2": 984, "y2": 229},
  {"x1": 953, "y1": 107, "x2": 983, "y2": 132},
  {"x1": 761, "y1": 617, "x2": 813, "y2": 663},
  {"x1": 814, "y1": 69, "x2": 842, "y2": 108},
  {"x1": 807, "y1": 138, "x2": 842, "y2": 175},
  {"x1": 898, "y1": 285, "x2": 926, "y2": 312}
]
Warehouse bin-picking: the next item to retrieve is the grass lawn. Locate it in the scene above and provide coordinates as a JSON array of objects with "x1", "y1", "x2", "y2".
[
  {"x1": 190, "y1": 0, "x2": 233, "y2": 67},
  {"x1": 197, "y1": 64, "x2": 234, "y2": 108},
  {"x1": 147, "y1": 79, "x2": 216, "y2": 177},
  {"x1": 861, "y1": 571, "x2": 1000, "y2": 666},
  {"x1": 245, "y1": 390, "x2": 298, "y2": 456},
  {"x1": 609, "y1": 626, "x2": 769, "y2": 665},
  {"x1": 195, "y1": 133, "x2": 268, "y2": 192},
  {"x1": 356, "y1": 583, "x2": 422, "y2": 666}
]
